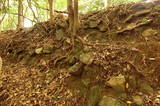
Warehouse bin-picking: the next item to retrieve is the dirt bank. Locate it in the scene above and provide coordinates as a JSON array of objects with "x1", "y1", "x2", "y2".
[{"x1": 0, "y1": 1, "x2": 160, "y2": 106}]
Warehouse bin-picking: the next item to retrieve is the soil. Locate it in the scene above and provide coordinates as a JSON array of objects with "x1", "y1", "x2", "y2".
[{"x1": 0, "y1": 1, "x2": 160, "y2": 106}]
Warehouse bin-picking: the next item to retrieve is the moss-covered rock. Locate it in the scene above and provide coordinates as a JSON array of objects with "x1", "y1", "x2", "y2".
[
  {"x1": 79, "y1": 52, "x2": 94, "y2": 65},
  {"x1": 106, "y1": 74, "x2": 126, "y2": 93},
  {"x1": 99, "y1": 96, "x2": 125, "y2": 106},
  {"x1": 88, "y1": 85, "x2": 101, "y2": 106},
  {"x1": 132, "y1": 95, "x2": 143, "y2": 105},
  {"x1": 139, "y1": 80, "x2": 153, "y2": 94}
]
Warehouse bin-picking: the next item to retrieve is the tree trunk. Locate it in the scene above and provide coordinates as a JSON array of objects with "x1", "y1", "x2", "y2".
[
  {"x1": 48, "y1": 0, "x2": 55, "y2": 24},
  {"x1": 67, "y1": 0, "x2": 74, "y2": 32},
  {"x1": 17, "y1": 0, "x2": 24, "y2": 29},
  {"x1": 103, "y1": 0, "x2": 108, "y2": 8},
  {"x1": 0, "y1": 57, "x2": 2, "y2": 72},
  {"x1": 73, "y1": 0, "x2": 80, "y2": 34}
]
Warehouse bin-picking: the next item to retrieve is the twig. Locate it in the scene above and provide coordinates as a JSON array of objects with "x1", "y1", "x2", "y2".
[
  {"x1": 27, "y1": 0, "x2": 39, "y2": 23},
  {"x1": 10, "y1": 12, "x2": 36, "y2": 23}
]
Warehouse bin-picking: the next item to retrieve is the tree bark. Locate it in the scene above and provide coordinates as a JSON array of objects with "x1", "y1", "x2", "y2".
[
  {"x1": 17, "y1": 0, "x2": 24, "y2": 29},
  {"x1": 0, "y1": 57, "x2": 2, "y2": 72},
  {"x1": 73, "y1": 0, "x2": 79, "y2": 34},
  {"x1": 48, "y1": 0, "x2": 55, "y2": 24},
  {"x1": 67, "y1": 0, "x2": 74, "y2": 32}
]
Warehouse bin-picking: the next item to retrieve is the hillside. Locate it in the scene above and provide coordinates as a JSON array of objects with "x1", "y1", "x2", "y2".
[{"x1": 0, "y1": 1, "x2": 160, "y2": 106}]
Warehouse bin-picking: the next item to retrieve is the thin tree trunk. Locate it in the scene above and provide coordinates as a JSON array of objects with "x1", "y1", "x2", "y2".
[
  {"x1": 17, "y1": 0, "x2": 24, "y2": 29},
  {"x1": 48, "y1": 0, "x2": 55, "y2": 24},
  {"x1": 67, "y1": 0, "x2": 74, "y2": 32},
  {"x1": 73, "y1": 0, "x2": 79, "y2": 34},
  {"x1": 0, "y1": 13, "x2": 6, "y2": 33},
  {"x1": 104, "y1": 0, "x2": 113, "y2": 7}
]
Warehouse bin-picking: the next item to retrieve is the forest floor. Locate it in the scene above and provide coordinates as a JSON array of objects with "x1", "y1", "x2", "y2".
[{"x1": 1, "y1": 1, "x2": 160, "y2": 106}]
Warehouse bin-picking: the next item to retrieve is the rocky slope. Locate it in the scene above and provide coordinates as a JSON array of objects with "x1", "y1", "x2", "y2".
[{"x1": 0, "y1": 1, "x2": 160, "y2": 106}]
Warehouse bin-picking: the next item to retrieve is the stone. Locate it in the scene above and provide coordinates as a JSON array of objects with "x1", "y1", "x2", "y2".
[
  {"x1": 106, "y1": 74, "x2": 126, "y2": 92},
  {"x1": 142, "y1": 28, "x2": 158, "y2": 37},
  {"x1": 68, "y1": 63, "x2": 83, "y2": 76},
  {"x1": 88, "y1": 85, "x2": 101, "y2": 106},
  {"x1": 89, "y1": 20, "x2": 100, "y2": 28},
  {"x1": 35, "y1": 47, "x2": 43, "y2": 54},
  {"x1": 79, "y1": 53, "x2": 93, "y2": 65},
  {"x1": 55, "y1": 29, "x2": 65, "y2": 41},
  {"x1": 132, "y1": 95, "x2": 143, "y2": 105},
  {"x1": 99, "y1": 96, "x2": 123, "y2": 106}
]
